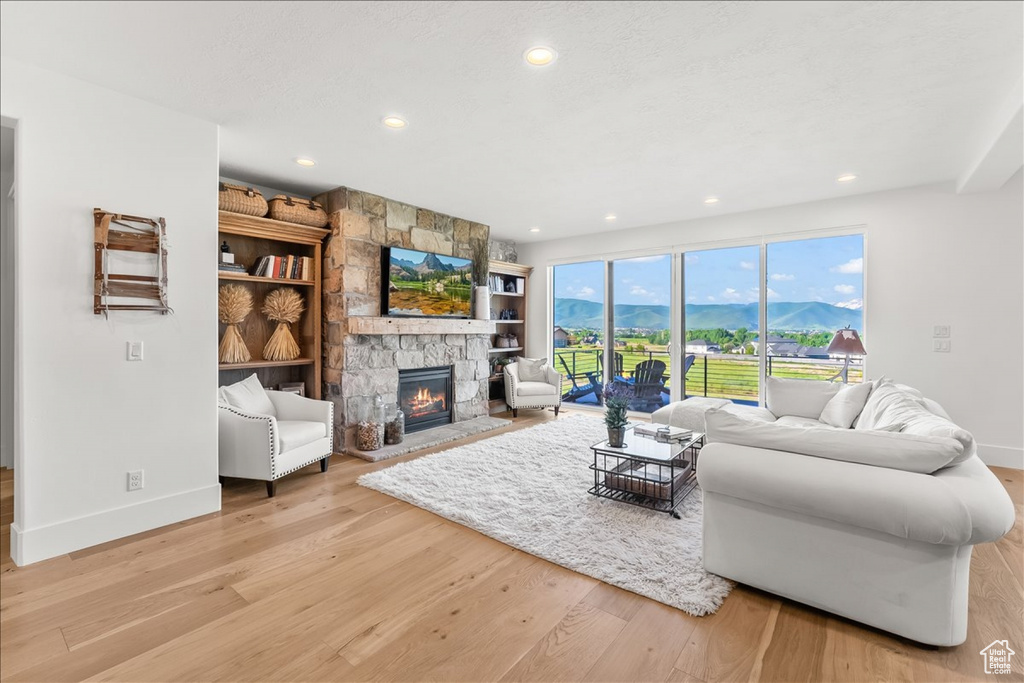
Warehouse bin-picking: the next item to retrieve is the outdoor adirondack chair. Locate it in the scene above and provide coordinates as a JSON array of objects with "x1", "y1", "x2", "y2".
[
  {"x1": 557, "y1": 355, "x2": 602, "y2": 403},
  {"x1": 631, "y1": 359, "x2": 667, "y2": 411}
]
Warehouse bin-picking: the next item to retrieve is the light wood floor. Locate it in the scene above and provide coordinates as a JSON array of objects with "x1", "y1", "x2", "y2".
[{"x1": 1, "y1": 409, "x2": 1021, "y2": 682}]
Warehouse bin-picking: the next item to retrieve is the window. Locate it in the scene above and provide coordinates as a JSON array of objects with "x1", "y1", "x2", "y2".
[
  {"x1": 765, "y1": 235, "x2": 865, "y2": 383},
  {"x1": 682, "y1": 245, "x2": 760, "y2": 404},
  {"x1": 552, "y1": 261, "x2": 605, "y2": 405}
]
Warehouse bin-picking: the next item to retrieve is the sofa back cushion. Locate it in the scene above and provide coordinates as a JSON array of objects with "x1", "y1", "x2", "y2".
[
  {"x1": 819, "y1": 381, "x2": 874, "y2": 428},
  {"x1": 220, "y1": 373, "x2": 276, "y2": 417},
  {"x1": 706, "y1": 408, "x2": 963, "y2": 474},
  {"x1": 764, "y1": 376, "x2": 841, "y2": 419}
]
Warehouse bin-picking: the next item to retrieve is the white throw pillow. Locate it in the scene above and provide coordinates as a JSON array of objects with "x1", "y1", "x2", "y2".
[
  {"x1": 518, "y1": 357, "x2": 550, "y2": 382},
  {"x1": 764, "y1": 376, "x2": 841, "y2": 420},
  {"x1": 705, "y1": 408, "x2": 963, "y2": 474},
  {"x1": 221, "y1": 374, "x2": 276, "y2": 417},
  {"x1": 819, "y1": 381, "x2": 873, "y2": 429}
]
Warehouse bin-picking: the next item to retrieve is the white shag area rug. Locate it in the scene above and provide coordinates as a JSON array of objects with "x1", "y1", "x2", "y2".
[{"x1": 358, "y1": 414, "x2": 732, "y2": 616}]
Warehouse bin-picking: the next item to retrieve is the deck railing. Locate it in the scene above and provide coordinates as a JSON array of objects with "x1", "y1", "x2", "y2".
[{"x1": 553, "y1": 348, "x2": 864, "y2": 406}]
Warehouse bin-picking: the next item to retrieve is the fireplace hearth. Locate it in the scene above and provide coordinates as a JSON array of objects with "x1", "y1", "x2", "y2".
[{"x1": 399, "y1": 366, "x2": 453, "y2": 433}]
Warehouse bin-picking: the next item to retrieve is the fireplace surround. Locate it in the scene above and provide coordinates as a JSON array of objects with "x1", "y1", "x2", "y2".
[{"x1": 399, "y1": 365, "x2": 453, "y2": 433}]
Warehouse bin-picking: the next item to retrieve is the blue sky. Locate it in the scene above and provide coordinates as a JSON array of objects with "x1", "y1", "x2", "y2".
[
  {"x1": 391, "y1": 247, "x2": 470, "y2": 268},
  {"x1": 553, "y1": 235, "x2": 863, "y2": 308}
]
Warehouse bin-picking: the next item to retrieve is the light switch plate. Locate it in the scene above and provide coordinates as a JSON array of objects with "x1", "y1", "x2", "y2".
[
  {"x1": 933, "y1": 339, "x2": 951, "y2": 353},
  {"x1": 933, "y1": 325, "x2": 950, "y2": 338},
  {"x1": 126, "y1": 341, "x2": 144, "y2": 361}
]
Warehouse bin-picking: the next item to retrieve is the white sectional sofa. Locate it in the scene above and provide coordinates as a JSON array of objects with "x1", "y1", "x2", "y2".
[{"x1": 653, "y1": 378, "x2": 1016, "y2": 646}]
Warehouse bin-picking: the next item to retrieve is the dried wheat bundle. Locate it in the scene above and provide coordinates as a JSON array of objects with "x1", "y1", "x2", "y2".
[
  {"x1": 262, "y1": 288, "x2": 305, "y2": 361},
  {"x1": 218, "y1": 285, "x2": 253, "y2": 363}
]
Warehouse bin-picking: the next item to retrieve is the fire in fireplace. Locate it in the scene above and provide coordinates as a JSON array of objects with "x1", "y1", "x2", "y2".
[{"x1": 398, "y1": 366, "x2": 453, "y2": 433}]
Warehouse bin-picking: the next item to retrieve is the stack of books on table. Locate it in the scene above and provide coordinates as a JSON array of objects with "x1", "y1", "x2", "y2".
[{"x1": 634, "y1": 423, "x2": 693, "y2": 443}]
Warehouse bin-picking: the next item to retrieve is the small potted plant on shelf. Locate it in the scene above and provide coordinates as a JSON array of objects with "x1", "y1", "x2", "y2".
[{"x1": 603, "y1": 381, "x2": 633, "y2": 448}]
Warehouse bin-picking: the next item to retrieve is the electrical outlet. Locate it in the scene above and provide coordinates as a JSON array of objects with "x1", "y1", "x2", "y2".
[
  {"x1": 127, "y1": 470, "x2": 144, "y2": 491},
  {"x1": 933, "y1": 325, "x2": 951, "y2": 338},
  {"x1": 932, "y1": 339, "x2": 951, "y2": 353}
]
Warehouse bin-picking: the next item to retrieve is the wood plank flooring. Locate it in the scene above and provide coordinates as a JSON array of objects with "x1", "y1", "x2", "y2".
[{"x1": 1, "y1": 409, "x2": 1021, "y2": 682}]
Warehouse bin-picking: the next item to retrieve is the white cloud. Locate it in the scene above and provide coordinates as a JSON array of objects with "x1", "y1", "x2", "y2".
[
  {"x1": 706, "y1": 295, "x2": 716, "y2": 302},
  {"x1": 767, "y1": 287, "x2": 780, "y2": 299},
  {"x1": 685, "y1": 254, "x2": 699, "y2": 264},
  {"x1": 630, "y1": 285, "x2": 652, "y2": 297},
  {"x1": 739, "y1": 261, "x2": 756, "y2": 270},
  {"x1": 721, "y1": 287, "x2": 742, "y2": 301},
  {"x1": 834, "y1": 298, "x2": 863, "y2": 310},
  {"x1": 566, "y1": 285, "x2": 596, "y2": 298},
  {"x1": 830, "y1": 257, "x2": 863, "y2": 274},
  {"x1": 770, "y1": 273, "x2": 795, "y2": 281},
  {"x1": 834, "y1": 284, "x2": 856, "y2": 295},
  {"x1": 620, "y1": 278, "x2": 633, "y2": 284},
  {"x1": 687, "y1": 295, "x2": 696, "y2": 302}
]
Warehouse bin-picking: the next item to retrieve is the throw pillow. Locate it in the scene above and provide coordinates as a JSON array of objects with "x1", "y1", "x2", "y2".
[
  {"x1": 518, "y1": 357, "x2": 550, "y2": 382},
  {"x1": 764, "y1": 376, "x2": 841, "y2": 420},
  {"x1": 705, "y1": 408, "x2": 962, "y2": 474},
  {"x1": 221, "y1": 373, "x2": 276, "y2": 417},
  {"x1": 819, "y1": 381, "x2": 873, "y2": 429}
]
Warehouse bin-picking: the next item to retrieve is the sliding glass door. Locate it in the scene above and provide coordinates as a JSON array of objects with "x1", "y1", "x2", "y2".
[
  {"x1": 550, "y1": 232, "x2": 865, "y2": 411},
  {"x1": 552, "y1": 261, "x2": 605, "y2": 405},
  {"x1": 611, "y1": 255, "x2": 672, "y2": 413},
  {"x1": 682, "y1": 246, "x2": 761, "y2": 404}
]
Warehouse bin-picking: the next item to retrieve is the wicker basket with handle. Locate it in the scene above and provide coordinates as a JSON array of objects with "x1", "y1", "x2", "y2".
[
  {"x1": 218, "y1": 183, "x2": 268, "y2": 217},
  {"x1": 267, "y1": 195, "x2": 329, "y2": 228}
]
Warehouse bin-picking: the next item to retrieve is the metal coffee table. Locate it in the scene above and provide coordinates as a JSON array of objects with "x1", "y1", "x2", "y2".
[{"x1": 588, "y1": 427, "x2": 704, "y2": 518}]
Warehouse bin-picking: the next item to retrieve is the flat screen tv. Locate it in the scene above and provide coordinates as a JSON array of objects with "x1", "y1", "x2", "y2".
[{"x1": 381, "y1": 246, "x2": 473, "y2": 318}]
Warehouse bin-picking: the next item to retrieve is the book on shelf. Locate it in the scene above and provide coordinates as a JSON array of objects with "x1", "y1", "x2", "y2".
[
  {"x1": 218, "y1": 262, "x2": 248, "y2": 273},
  {"x1": 249, "y1": 255, "x2": 313, "y2": 281},
  {"x1": 515, "y1": 277, "x2": 524, "y2": 294}
]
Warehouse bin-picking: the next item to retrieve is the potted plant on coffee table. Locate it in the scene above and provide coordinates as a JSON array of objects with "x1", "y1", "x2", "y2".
[{"x1": 603, "y1": 381, "x2": 633, "y2": 448}]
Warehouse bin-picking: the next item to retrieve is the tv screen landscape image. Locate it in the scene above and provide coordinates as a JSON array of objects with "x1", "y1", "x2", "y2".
[{"x1": 384, "y1": 247, "x2": 473, "y2": 318}]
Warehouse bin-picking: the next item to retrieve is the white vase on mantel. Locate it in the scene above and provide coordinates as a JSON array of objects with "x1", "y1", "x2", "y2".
[{"x1": 473, "y1": 286, "x2": 490, "y2": 320}]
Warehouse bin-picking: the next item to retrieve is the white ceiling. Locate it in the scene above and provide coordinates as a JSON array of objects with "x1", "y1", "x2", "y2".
[{"x1": 1, "y1": 1, "x2": 1021, "y2": 242}]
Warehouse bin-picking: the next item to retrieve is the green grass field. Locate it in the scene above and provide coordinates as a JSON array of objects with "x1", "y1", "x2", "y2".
[{"x1": 553, "y1": 346, "x2": 863, "y2": 404}]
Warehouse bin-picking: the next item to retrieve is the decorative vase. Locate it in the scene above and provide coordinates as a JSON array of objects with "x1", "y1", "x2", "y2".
[
  {"x1": 607, "y1": 427, "x2": 626, "y2": 448},
  {"x1": 474, "y1": 286, "x2": 490, "y2": 320}
]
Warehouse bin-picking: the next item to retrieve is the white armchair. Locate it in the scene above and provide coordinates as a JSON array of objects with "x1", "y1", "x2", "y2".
[
  {"x1": 218, "y1": 375, "x2": 334, "y2": 497},
  {"x1": 504, "y1": 361, "x2": 561, "y2": 417}
]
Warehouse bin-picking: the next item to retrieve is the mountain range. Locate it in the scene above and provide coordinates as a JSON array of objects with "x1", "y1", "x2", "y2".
[
  {"x1": 391, "y1": 253, "x2": 471, "y2": 280},
  {"x1": 554, "y1": 298, "x2": 862, "y2": 332}
]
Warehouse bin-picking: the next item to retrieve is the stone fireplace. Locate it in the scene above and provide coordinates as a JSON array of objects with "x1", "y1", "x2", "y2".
[
  {"x1": 313, "y1": 185, "x2": 499, "y2": 450},
  {"x1": 399, "y1": 366, "x2": 453, "y2": 432}
]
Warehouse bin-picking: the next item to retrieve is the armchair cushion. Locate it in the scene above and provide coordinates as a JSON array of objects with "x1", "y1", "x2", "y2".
[
  {"x1": 221, "y1": 374, "x2": 276, "y2": 417},
  {"x1": 517, "y1": 381, "x2": 559, "y2": 397},
  {"x1": 518, "y1": 357, "x2": 550, "y2": 382},
  {"x1": 277, "y1": 420, "x2": 328, "y2": 453}
]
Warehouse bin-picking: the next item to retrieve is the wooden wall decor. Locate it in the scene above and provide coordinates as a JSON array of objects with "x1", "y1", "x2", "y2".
[{"x1": 93, "y1": 208, "x2": 170, "y2": 316}]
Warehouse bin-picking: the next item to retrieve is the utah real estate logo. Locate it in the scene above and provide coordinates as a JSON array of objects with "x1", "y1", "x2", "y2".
[{"x1": 980, "y1": 640, "x2": 1015, "y2": 675}]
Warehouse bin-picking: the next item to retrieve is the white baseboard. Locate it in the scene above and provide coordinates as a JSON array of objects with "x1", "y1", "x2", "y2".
[
  {"x1": 977, "y1": 443, "x2": 1024, "y2": 470},
  {"x1": 10, "y1": 483, "x2": 221, "y2": 566}
]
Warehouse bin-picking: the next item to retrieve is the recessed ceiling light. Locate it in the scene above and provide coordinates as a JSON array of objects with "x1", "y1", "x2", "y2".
[
  {"x1": 704, "y1": 197, "x2": 720, "y2": 204},
  {"x1": 836, "y1": 174, "x2": 857, "y2": 183},
  {"x1": 529, "y1": 227, "x2": 541, "y2": 233},
  {"x1": 524, "y1": 46, "x2": 557, "y2": 66},
  {"x1": 382, "y1": 116, "x2": 407, "y2": 129},
  {"x1": 294, "y1": 158, "x2": 316, "y2": 167},
  {"x1": 605, "y1": 213, "x2": 617, "y2": 221}
]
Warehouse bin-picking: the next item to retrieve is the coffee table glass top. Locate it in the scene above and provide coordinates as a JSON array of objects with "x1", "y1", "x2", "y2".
[{"x1": 591, "y1": 426, "x2": 704, "y2": 463}]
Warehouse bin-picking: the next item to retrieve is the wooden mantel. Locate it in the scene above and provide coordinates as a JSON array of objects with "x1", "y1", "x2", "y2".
[{"x1": 347, "y1": 316, "x2": 497, "y2": 336}]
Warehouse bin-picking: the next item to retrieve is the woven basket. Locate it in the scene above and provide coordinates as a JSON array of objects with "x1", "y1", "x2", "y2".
[
  {"x1": 218, "y1": 183, "x2": 268, "y2": 217},
  {"x1": 268, "y1": 195, "x2": 328, "y2": 228}
]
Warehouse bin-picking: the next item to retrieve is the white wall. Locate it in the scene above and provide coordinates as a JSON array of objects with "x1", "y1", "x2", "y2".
[
  {"x1": 519, "y1": 176, "x2": 1024, "y2": 469},
  {"x1": 1, "y1": 124, "x2": 14, "y2": 471},
  {"x1": 1, "y1": 59, "x2": 221, "y2": 564}
]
